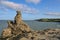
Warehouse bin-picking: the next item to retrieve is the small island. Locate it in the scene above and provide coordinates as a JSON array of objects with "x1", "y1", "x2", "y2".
[
  {"x1": 35, "y1": 18, "x2": 60, "y2": 22},
  {"x1": 0, "y1": 11, "x2": 60, "y2": 40}
]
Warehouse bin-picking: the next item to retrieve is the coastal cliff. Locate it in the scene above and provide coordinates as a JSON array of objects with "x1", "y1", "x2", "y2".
[{"x1": 0, "y1": 11, "x2": 60, "y2": 40}]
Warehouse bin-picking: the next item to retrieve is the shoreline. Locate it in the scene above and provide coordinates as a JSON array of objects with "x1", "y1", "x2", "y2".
[{"x1": 0, "y1": 11, "x2": 60, "y2": 40}]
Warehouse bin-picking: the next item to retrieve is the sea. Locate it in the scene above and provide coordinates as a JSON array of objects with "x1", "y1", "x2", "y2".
[{"x1": 0, "y1": 20, "x2": 60, "y2": 36}]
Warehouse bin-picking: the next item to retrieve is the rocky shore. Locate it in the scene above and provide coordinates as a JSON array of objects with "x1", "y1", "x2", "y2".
[{"x1": 0, "y1": 11, "x2": 60, "y2": 40}]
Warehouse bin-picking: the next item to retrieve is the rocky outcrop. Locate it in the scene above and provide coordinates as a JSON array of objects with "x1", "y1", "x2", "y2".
[{"x1": 0, "y1": 11, "x2": 60, "y2": 40}]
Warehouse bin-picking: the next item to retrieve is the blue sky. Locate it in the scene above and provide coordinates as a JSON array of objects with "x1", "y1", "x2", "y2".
[{"x1": 0, "y1": 0, "x2": 60, "y2": 20}]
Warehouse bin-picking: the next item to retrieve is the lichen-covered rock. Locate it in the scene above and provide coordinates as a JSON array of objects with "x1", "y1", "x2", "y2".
[
  {"x1": 14, "y1": 11, "x2": 31, "y2": 33},
  {"x1": 1, "y1": 11, "x2": 32, "y2": 40},
  {"x1": 2, "y1": 28, "x2": 12, "y2": 38},
  {"x1": 14, "y1": 11, "x2": 22, "y2": 25},
  {"x1": 19, "y1": 37, "x2": 29, "y2": 40}
]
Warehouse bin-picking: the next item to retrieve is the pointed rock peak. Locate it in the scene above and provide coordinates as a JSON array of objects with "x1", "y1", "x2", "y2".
[
  {"x1": 14, "y1": 11, "x2": 22, "y2": 24},
  {"x1": 16, "y1": 11, "x2": 21, "y2": 18},
  {"x1": 16, "y1": 11, "x2": 21, "y2": 16}
]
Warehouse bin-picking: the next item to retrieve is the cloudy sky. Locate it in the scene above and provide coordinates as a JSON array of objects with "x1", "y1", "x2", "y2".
[{"x1": 0, "y1": 0, "x2": 60, "y2": 20}]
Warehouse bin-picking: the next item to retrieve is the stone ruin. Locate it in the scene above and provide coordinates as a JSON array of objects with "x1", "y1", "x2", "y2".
[{"x1": 0, "y1": 11, "x2": 60, "y2": 40}]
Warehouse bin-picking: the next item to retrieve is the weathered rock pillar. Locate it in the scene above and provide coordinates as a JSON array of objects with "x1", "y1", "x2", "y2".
[
  {"x1": 14, "y1": 11, "x2": 22, "y2": 25},
  {"x1": 1, "y1": 11, "x2": 32, "y2": 40}
]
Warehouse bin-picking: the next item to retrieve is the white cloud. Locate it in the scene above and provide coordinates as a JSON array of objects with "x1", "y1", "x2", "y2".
[
  {"x1": 45, "y1": 12, "x2": 60, "y2": 16},
  {"x1": 0, "y1": 3, "x2": 9, "y2": 14},
  {"x1": 26, "y1": 0, "x2": 41, "y2": 4},
  {"x1": 0, "y1": 1, "x2": 39, "y2": 14},
  {"x1": 0, "y1": 0, "x2": 6, "y2": 1},
  {"x1": 0, "y1": 6, "x2": 9, "y2": 12}
]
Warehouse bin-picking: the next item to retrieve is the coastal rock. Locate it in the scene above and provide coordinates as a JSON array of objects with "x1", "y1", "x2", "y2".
[
  {"x1": 14, "y1": 11, "x2": 22, "y2": 25},
  {"x1": 2, "y1": 28, "x2": 12, "y2": 38},
  {"x1": 1, "y1": 11, "x2": 60, "y2": 40},
  {"x1": 19, "y1": 37, "x2": 29, "y2": 40},
  {"x1": 1, "y1": 11, "x2": 32, "y2": 40}
]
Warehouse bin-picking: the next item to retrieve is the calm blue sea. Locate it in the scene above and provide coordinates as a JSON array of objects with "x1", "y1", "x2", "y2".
[{"x1": 0, "y1": 20, "x2": 60, "y2": 35}]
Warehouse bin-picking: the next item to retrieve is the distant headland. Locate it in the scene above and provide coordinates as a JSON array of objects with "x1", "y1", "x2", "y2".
[{"x1": 35, "y1": 18, "x2": 60, "y2": 22}]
